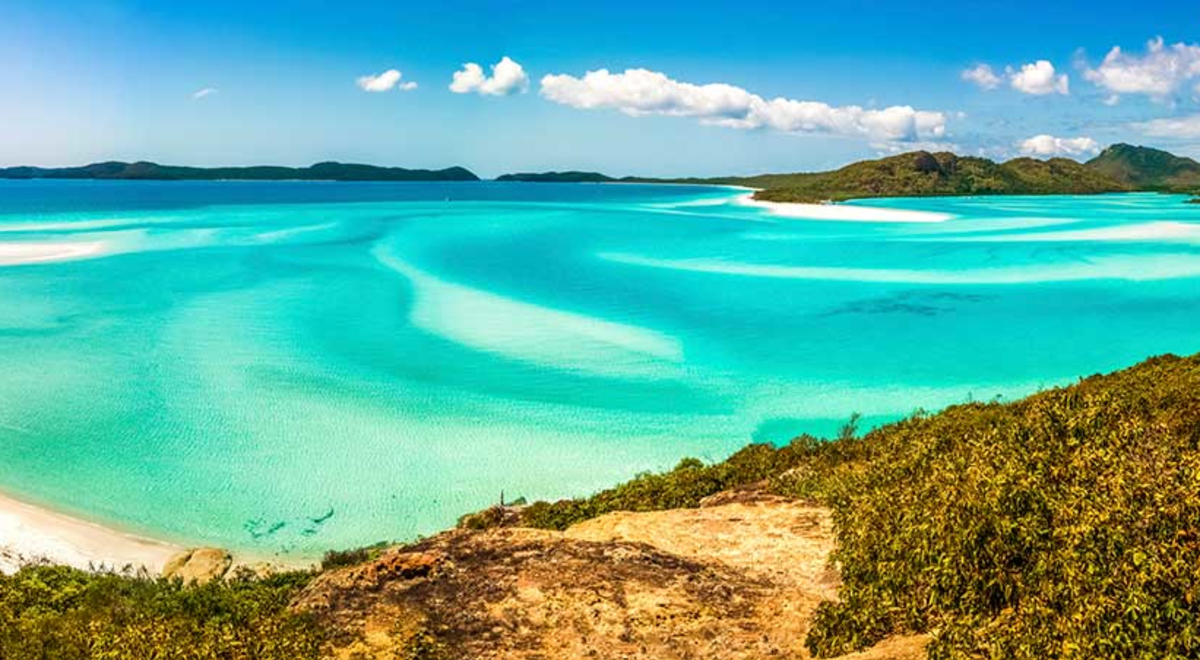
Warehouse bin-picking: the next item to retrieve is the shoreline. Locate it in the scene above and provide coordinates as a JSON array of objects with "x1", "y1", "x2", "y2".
[{"x1": 0, "y1": 490, "x2": 183, "y2": 575}]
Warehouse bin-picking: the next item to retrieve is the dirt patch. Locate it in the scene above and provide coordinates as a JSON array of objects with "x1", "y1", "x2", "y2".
[{"x1": 294, "y1": 497, "x2": 924, "y2": 659}]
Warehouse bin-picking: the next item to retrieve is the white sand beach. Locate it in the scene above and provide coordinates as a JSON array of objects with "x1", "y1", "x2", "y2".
[
  {"x1": 0, "y1": 491, "x2": 181, "y2": 574},
  {"x1": 737, "y1": 193, "x2": 953, "y2": 223}
]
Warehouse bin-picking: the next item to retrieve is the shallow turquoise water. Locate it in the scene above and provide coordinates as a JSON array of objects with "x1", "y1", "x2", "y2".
[{"x1": 1, "y1": 181, "x2": 1198, "y2": 559}]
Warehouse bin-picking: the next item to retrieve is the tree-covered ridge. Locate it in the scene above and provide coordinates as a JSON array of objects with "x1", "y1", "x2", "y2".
[
  {"x1": 1085, "y1": 143, "x2": 1200, "y2": 191},
  {"x1": 743, "y1": 151, "x2": 1125, "y2": 202},
  {"x1": 0, "y1": 161, "x2": 479, "y2": 182}
]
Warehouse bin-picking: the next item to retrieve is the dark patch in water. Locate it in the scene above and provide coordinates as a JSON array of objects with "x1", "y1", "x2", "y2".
[{"x1": 822, "y1": 290, "x2": 991, "y2": 318}]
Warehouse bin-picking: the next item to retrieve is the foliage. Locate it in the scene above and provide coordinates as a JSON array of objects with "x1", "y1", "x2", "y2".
[
  {"x1": 787, "y1": 353, "x2": 1200, "y2": 659},
  {"x1": 320, "y1": 541, "x2": 390, "y2": 570},
  {"x1": 0, "y1": 564, "x2": 323, "y2": 659},
  {"x1": 1085, "y1": 143, "x2": 1200, "y2": 191}
]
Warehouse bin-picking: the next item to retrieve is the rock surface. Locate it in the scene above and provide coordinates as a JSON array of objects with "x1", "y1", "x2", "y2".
[
  {"x1": 294, "y1": 496, "x2": 926, "y2": 659},
  {"x1": 162, "y1": 547, "x2": 232, "y2": 584}
]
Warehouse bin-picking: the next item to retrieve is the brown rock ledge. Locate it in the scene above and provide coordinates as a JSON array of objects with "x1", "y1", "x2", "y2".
[{"x1": 294, "y1": 496, "x2": 926, "y2": 660}]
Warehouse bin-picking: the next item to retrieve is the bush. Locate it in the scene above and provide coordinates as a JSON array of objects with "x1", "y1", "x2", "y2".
[
  {"x1": 0, "y1": 564, "x2": 323, "y2": 660},
  {"x1": 320, "y1": 541, "x2": 389, "y2": 570},
  {"x1": 789, "y1": 353, "x2": 1200, "y2": 659}
]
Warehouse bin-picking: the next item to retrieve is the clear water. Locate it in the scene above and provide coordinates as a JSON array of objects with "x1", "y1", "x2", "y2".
[{"x1": 1, "y1": 181, "x2": 1198, "y2": 559}]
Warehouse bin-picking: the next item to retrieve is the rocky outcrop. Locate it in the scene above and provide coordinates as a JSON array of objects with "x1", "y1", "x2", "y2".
[
  {"x1": 294, "y1": 496, "x2": 926, "y2": 659},
  {"x1": 162, "y1": 547, "x2": 232, "y2": 584}
]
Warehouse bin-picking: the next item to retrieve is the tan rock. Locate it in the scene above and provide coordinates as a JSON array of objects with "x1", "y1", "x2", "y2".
[
  {"x1": 162, "y1": 547, "x2": 232, "y2": 585},
  {"x1": 293, "y1": 494, "x2": 928, "y2": 659}
]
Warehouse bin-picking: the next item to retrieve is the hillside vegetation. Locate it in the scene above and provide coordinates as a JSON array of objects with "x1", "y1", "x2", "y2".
[
  {"x1": 1086, "y1": 143, "x2": 1200, "y2": 190},
  {"x1": 743, "y1": 151, "x2": 1128, "y2": 202}
]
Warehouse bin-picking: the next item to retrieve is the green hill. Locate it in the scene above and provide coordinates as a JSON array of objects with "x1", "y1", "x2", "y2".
[
  {"x1": 0, "y1": 161, "x2": 479, "y2": 182},
  {"x1": 732, "y1": 151, "x2": 1129, "y2": 203},
  {"x1": 1085, "y1": 143, "x2": 1200, "y2": 191}
]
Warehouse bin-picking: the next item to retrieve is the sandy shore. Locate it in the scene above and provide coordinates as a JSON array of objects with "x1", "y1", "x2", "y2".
[
  {"x1": 0, "y1": 491, "x2": 182, "y2": 574},
  {"x1": 736, "y1": 193, "x2": 953, "y2": 223}
]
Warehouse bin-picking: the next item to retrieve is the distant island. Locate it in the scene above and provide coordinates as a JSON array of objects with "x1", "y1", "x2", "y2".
[
  {"x1": 7, "y1": 144, "x2": 1200, "y2": 202},
  {"x1": 495, "y1": 171, "x2": 617, "y2": 183},
  {"x1": 498, "y1": 144, "x2": 1200, "y2": 203},
  {"x1": 0, "y1": 161, "x2": 479, "y2": 182}
]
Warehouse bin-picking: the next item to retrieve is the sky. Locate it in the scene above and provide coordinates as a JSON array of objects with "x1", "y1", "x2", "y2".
[{"x1": 3, "y1": 0, "x2": 1200, "y2": 177}]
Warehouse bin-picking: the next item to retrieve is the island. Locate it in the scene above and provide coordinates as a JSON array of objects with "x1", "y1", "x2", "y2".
[
  {"x1": 0, "y1": 161, "x2": 480, "y2": 182},
  {"x1": 497, "y1": 143, "x2": 1200, "y2": 202}
]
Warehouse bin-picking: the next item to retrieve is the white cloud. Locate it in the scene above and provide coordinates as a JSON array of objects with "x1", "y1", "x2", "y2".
[
  {"x1": 1131, "y1": 114, "x2": 1200, "y2": 139},
  {"x1": 357, "y1": 69, "x2": 416, "y2": 93},
  {"x1": 1084, "y1": 37, "x2": 1200, "y2": 102},
  {"x1": 538, "y1": 68, "x2": 947, "y2": 144},
  {"x1": 1018, "y1": 134, "x2": 1099, "y2": 157},
  {"x1": 1009, "y1": 60, "x2": 1069, "y2": 95},
  {"x1": 449, "y1": 56, "x2": 529, "y2": 96},
  {"x1": 192, "y1": 87, "x2": 218, "y2": 100},
  {"x1": 961, "y1": 64, "x2": 1002, "y2": 90}
]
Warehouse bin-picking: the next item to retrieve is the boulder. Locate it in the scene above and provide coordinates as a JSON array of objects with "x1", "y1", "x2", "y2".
[{"x1": 162, "y1": 547, "x2": 232, "y2": 584}]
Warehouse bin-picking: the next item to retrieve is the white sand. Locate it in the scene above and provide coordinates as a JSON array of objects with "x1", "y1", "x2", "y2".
[
  {"x1": 0, "y1": 491, "x2": 181, "y2": 574},
  {"x1": 0, "y1": 241, "x2": 106, "y2": 266},
  {"x1": 737, "y1": 194, "x2": 953, "y2": 223},
  {"x1": 945, "y1": 220, "x2": 1200, "y2": 243}
]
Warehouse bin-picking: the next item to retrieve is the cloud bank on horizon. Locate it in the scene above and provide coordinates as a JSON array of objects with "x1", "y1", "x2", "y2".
[{"x1": 1019, "y1": 134, "x2": 1100, "y2": 157}]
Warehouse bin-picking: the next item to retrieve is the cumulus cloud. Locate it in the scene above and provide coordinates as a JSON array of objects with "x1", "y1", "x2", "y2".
[
  {"x1": 1131, "y1": 114, "x2": 1200, "y2": 139},
  {"x1": 961, "y1": 64, "x2": 1002, "y2": 90},
  {"x1": 449, "y1": 56, "x2": 529, "y2": 96},
  {"x1": 1009, "y1": 61, "x2": 1069, "y2": 95},
  {"x1": 192, "y1": 87, "x2": 218, "y2": 100},
  {"x1": 357, "y1": 69, "x2": 416, "y2": 92},
  {"x1": 1018, "y1": 134, "x2": 1099, "y2": 157},
  {"x1": 538, "y1": 68, "x2": 947, "y2": 144},
  {"x1": 1084, "y1": 37, "x2": 1200, "y2": 102}
]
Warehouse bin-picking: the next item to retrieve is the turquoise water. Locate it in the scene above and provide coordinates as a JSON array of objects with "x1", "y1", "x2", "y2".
[{"x1": 1, "y1": 181, "x2": 1198, "y2": 559}]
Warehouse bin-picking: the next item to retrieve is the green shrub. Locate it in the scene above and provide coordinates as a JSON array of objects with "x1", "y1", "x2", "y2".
[
  {"x1": 320, "y1": 541, "x2": 389, "y2": 570},
  {"x1": 0, "y1": 564, "x2": 322, "y2": 659},
  {"x1": 790, "y1": 353, "x2": 1200, "y2": 659}
]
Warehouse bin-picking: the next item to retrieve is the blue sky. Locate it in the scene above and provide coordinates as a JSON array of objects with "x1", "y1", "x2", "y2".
[{"x1": 3, "y1": 0, "x2": 1200, "y2": 176}]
